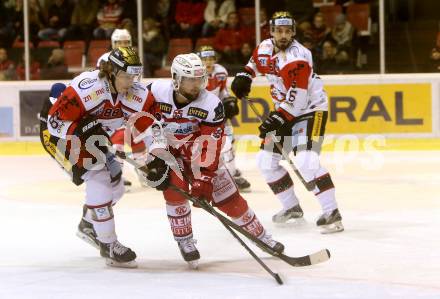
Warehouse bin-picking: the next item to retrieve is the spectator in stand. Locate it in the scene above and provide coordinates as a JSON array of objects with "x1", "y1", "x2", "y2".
[
  {"x1": 317, "y1": 39, "x2": 352, "y2": 74},
  {"x1": 93, "y1": 0, "x2": 124, "y2": 39},
  {"x1": 0, "y1": 48, "x2": 15, "y2": 80},
  {"x1": 214, "y1": 11, "x2": 251, "y2": 65},
  {"x1": 120, "y1": 18, "x2": 137, "y2": 44},
  {"x1": 331, "y1": 14, "x2": 354, "y2": 52},
  {"x1": 65, "y1": 0, "x2": 99, "y2": 43},
  {"x1": 12, "y1": 0, "x2": 45, "y2": 46},
  {"x1": 142, "y1": 18, "x2": 166, "y2": 77},
  {"x1": 40, "y1": 48, "x2": 70, "y2": 80},
  {"x1": 238, "y1": 42, "x2": 252, "y2": 64},
  {"x1": 170, "y1": 0, "x2": 206, "y2": 42},
  {"x1": 0, "y1": 2, "x2": 15, "y2": 47},
  {"x1": 430, "y1": 32, "x2": 440, "y2": 72},
  {"x1": 259, "y1": 8, "x2": 270, "y2": 40},
  {"x1": 16, "y1": 52, "x2": 41, "y2": 80},
  {"x1": 202, "y1": 0, "x2": 236, "y2": 37},
  {"x1": 310, "y1": 12, "x2": 331, "y2": 52},
  {"x1": 38, "y1": 0, "x2": 72, "y2": 42}
]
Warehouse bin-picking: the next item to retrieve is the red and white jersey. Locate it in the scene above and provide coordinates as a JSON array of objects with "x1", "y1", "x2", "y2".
[
  {"x1": 245, "y1": 38, "x2": 328, "y2": 118},
  {"x1": 206, "y1": 64, "x2": 230, "y2": 101},
  {"x1": 136, "y1": 80, "x2": 225, "y2": 176},
  {"x1": 47, "y1": 70, "x2": 149, "y2": 139}
]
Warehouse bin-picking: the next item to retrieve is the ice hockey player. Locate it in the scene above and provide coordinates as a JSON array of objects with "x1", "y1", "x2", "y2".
[
  {"x1": 45, "y1": 47, "x2": 144, "y2": 267},
  {"x1": 196, "y1": 45, "x2": 251, "y2": 192},
  {"x1": 230, "y1": 11, "x2": 343, "y2": 234},
  {"x1": 127, "y1": 53, "x2": 285, "y2": 268},
  {"x1": 95, "y1": 28, "x2": 148, "y2": 188}
]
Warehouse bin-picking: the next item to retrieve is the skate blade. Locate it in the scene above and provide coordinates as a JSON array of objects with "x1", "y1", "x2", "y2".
[
  {"x1": 187, "y1": 260, "x2": 199, "y2": 270},
  {"x1": 76, "y1": 231, "x2": 100, "y2": 250},
  {"x1": 319, "y1": 221, "x2": 344, "y2": 234},
  {"x1": 273, "y1": 216, "x2": 306, "y2": 225},
  {"x1": 105, "y1": 258, "x2": 138, "y2": 268}
]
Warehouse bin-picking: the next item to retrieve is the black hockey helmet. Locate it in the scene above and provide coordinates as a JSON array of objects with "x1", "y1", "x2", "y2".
[{"x1": 108, "y1": 46, "x2": 143, "y2": 76}]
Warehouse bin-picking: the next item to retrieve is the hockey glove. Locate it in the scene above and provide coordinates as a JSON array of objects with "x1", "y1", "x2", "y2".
[
  {"x1": 105, "y1": 151, "x2": 122, "y2": 185},
  {"x1": 190, "y1": 174, "x2": 214, "y2": 200},
  {"x1": 74, "y1": 115, "x2": 108, "y2": 142},
  {"x1": 143, "y1": 155, "x2": 170, "y2": 191},
  {"x1": 223, "y1": 96, "x2": 239, "y2": 119},
  {"x1": 258, "y1": 111, "x2": 287, "y2": 139},
  {"x1": 231, "y1": 72, "x2": 252, "y2": 99}
]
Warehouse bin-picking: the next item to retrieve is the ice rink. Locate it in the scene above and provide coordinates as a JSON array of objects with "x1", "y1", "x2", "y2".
[{"x1": 1, "y1": 149, "x2": 439, "y2": 299}]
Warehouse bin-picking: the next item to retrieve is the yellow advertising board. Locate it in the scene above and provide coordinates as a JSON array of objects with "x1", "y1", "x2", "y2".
[{"x1": 231, "y1": 83, "x2": 432, "y2": 135}]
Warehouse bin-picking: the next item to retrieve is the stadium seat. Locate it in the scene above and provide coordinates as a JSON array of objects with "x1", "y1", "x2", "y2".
[
  {"x1": 37, "y1": 40, "x2": 61, "y2": 48},
  {"x1": 320, "y1": 5, "x2": 343, "y2": 28},
  {"x1": 153, "y1": 38, "x2": 192, "y2": 78},
  {"x1": 347, "y1": 3, "x2": 371, "y2": 35},
  {"x1": 12, "y1": 40, "x2": 34, "y2": 48},
  {"x1": 88, "y1": 40, "x2": 111, "y2": 66},
  {"x1": 63, "y1": 40, "x2": 85, "y2": 67}
]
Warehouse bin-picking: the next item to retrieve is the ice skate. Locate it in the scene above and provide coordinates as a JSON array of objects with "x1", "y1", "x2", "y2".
[
  {"x1": 76, "y1": 218, "x2": 100, "y2": 250},
  {"x1": 177, "y1": 237, "x2": 200, "y2": 269},
  {"x1": 233, "y1": 170, "x2": 251, "y2": 192},
  {"x1": 272, "y1": 204, "x2": 304, "y2": 224},
  {"x1": 100, "y1": 240, "x2": 137, "y2": 268},
  {"x1": 316, "y1": 209, "x2": 344, "y2": 234},
  {"x1": 259, "y1": 233, "x2": 285, "y2": 255}
]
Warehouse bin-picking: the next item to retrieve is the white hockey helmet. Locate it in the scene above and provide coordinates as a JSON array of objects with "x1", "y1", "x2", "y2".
[
  {"x1": 111, "y1": 29, "x2": 132, "y2": 49},
  {"x1": 171, "y1": 53, "x2": 208, "y2": 90}
]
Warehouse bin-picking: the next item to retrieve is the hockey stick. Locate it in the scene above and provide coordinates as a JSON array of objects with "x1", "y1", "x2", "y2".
[
  {"x1": 108, "y1": 147, "x2": 331, "y2": 268},
  {"x1": 241, "y1": 97, "x2": 315, "y2": 191},
  {"x1": 170, "y1": 186, "x2": 331, "y2": 268},
  {"x1": 107, "y1": 147, "x2": 282, "y2": 284},
  {"x1": 191, "y1": 193, "x2": 283, "y2": 285}
]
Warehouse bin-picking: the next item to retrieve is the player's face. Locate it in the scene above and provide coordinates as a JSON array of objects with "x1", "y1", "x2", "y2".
[
  {"x1": 201, "y1": 57, "x2": 216, "y2": 73},
  {"x1": 179, "y1": 76, "x2": 205, "y2": 101},
  {"x1": 114, "y1": 40, "x2": 131, "y2": 48},
  {"x1": 114, "y1": 71, "x2": 136, "y2": 93},
  {"x1": 272, "y1": 25, "x2": 294, "y2": 50}
]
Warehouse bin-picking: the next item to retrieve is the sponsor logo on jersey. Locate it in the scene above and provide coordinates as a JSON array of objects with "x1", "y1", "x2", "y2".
[
  {"x1": 96, "y1": 88, "x2": 105, "y2": 96},
  {"x1": 188, "y1": 107, "x2": 208, "y2": 120},
  {"x1": 127, "y1": 93, "x2": 143, "y2": 103},
  {"x1": 211, "y1": 127, "x2": 223, "y2": 140},
  {"x1": 159, "y1": 103, "x2": 172, "y2": 114},
  {"x1": 175, "y1": 206, "x2": 188, "y2": 215},
  {"x1": 258, "y1": 57, "x2": 268, "y2": 66},
  {"x1": 213, "y1": 102, "x2": 224, "y2": 121},
  {"x1": 173, "y1": 109, "x2": 183, "y2": 119},
  {"x1": 78, "y1": 78, "x2": 98, "y2": 90},
  {"x1": 172, "y1": 123, "x2": 194, "y2": 135}
]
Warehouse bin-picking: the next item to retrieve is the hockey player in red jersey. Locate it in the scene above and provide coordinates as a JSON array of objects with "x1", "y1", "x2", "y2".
[
  {"x1": 130, "y1": 53, "x2": 285, "y2": 268},
  {"x1": 231, "y1": 11, "x2": 343, "y2": 233},
  {"x1": 196, "y1": 45, "x2": 251, "y2": 192},
  {"x1": 46, "y1": 47, "x2": 145, "y2": 267}
]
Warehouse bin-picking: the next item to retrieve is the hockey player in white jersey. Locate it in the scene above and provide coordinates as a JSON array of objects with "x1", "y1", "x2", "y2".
[
  {"x1": 96, "y1": 29, "x2": 132, "y2": 67},
  {"x1": 127, "y1": 53, "x2": 285, "y2": 268},
  {"x1": 196, "y1": 45, "x2": 251, "y2": 192},
  {"x1": 46, "y1": 47, "x2": 145, "y2": 267},
  {"x1": 231, "y1": 11, "x2": 343, "y2": 234}
]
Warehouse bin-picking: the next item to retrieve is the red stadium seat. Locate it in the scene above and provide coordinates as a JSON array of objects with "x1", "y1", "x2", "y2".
[
  {"x1": 12, "y1": 40, "x2": 34, "y2": 48},
  {"x1": 153, "y1": 38, "x2": 192, "y2": 78},
  {"x1": 88, "y1": 40, "x2": 111, "y2": 66},
  {"x1": 320, "y1": 5, "x2": 343, "y2": 28},
  {"x1": 38, "y1": 40, "x2": 61, "y2": 48},
  {"x1": 347, "y1": 3, "x2": 371, "y2": 34},
  {"x1": 63, "y1": 41, "x2": 85, "y2": 67}
]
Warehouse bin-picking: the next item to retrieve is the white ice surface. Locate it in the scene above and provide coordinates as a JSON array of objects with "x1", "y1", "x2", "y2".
[{"x1": 0, "y1": 151, "x2": 439, "y2": 299}]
